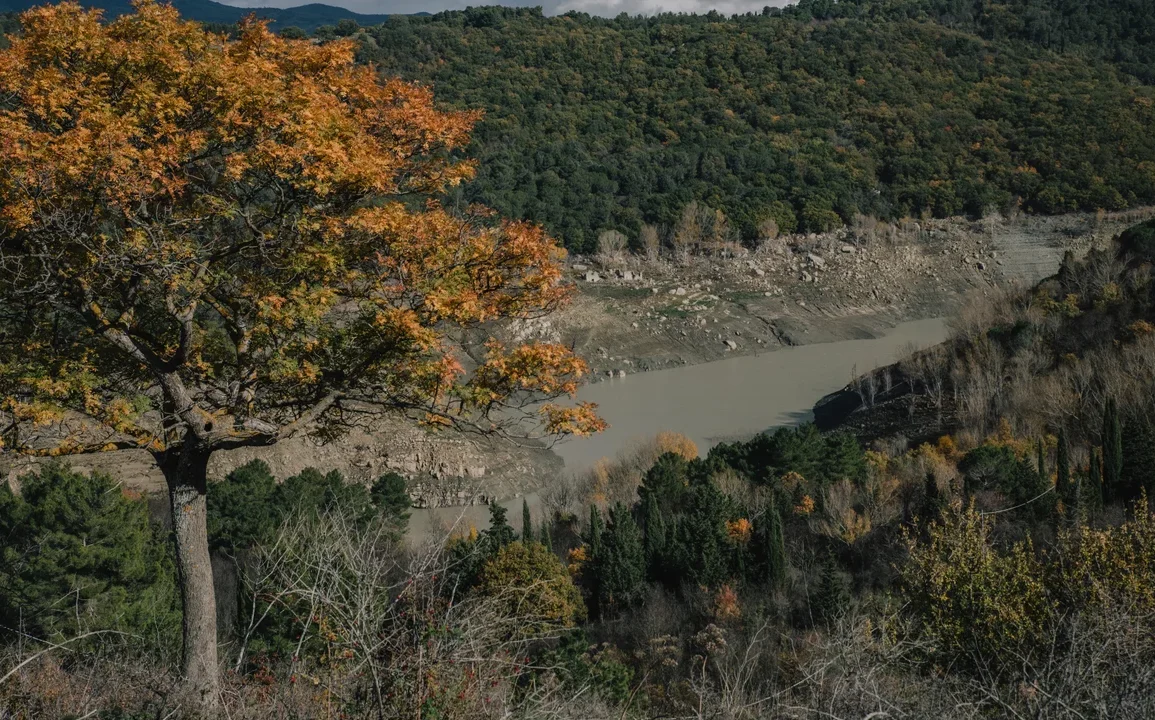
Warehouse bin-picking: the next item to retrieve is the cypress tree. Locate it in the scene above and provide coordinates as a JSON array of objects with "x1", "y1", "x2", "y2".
[
  {"x1": 759, "y1": 504, "x2": 787, "y2": 590},
  {"x1": 1120, "y1": 415, "x2": 1155, "y2": 502},
  {"x1": 597, "y1": 503, "x2": 646, "y2": 613},
  {"x1": 1089, "y1": 446, "x2": 1103, "y2": 507},
  {"x1": 641, "y1": 492, "x2": 666, "y2": 578},
  {"x1": 1056, "y1": 428, "x2": 1071, "y2": 509},
  {"x1": 522, "y1": 498, "x2": 533, "y2": 543},
  {"x1": 539, "y1": 521, "x2": 553, "y2": 552},
  {"x1": 1103, "y1": 398, "x2": 1123, "y2": 503},
  {"x1": 587, "y1": 504, "x2": 604, "y2": 560},
  {"x1": 812, "y1": 554, "x2": 849, "y2": 625},
  {"x1": 1037, "y1": 439, "x2": 1048, "y2": 489}
]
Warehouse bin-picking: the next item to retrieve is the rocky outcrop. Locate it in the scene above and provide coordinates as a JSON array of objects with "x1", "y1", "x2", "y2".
[{"x1": 1, "y1": 414, "x2": 563, "y2": 508}]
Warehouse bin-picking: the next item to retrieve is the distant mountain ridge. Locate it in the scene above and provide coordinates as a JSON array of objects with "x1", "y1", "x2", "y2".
[{"x1": 0, "y1": 0, "x2": 394, "y2": 30}]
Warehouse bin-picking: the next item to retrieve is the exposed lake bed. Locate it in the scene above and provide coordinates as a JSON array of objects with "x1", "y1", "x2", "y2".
[{"x1": 408, "y1": 316, "x2": 948, "y2": 538}]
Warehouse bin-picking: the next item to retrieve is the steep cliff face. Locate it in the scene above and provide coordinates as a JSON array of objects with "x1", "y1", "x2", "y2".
[{"x1": 1, "y1": 414, "x2": 563, "y2": 509}]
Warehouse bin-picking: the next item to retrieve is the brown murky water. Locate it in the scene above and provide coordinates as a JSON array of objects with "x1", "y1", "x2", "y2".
[{"x1": 409, "y1": 317, "x2": 948, "y2": 540}]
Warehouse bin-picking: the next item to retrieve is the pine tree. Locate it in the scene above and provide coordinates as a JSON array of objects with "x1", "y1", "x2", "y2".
[
  {"x1": 1103, "y1": 397, "x2": 1123, "y2": 503},
  {"x1": 758, "y1": 504, "x2": 787, "y2": 590},
  {"x1": 485, "y1": 502, "x2": 517, "y2": 550},
  {"x1": 370, "y1": 471, "x2": 412, "y2": 528},
  {"x1": 597, "y1": 503, "x2": 646, "y2": 614},
  {"x1": 522, "y1": 498, "x2": 533, "y2": 543},
  {"x1": 1056, "y1": 428, "x2": 1071, "y2": 509}
]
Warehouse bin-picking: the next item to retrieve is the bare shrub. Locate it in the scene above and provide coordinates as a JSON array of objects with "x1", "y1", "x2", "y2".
[
  {"x1": 639, "y1": 223, "x2": 661, "y2": 261},
  {"x1": 672, "y1": 201, "x2": 704, "y2": 260},
  {"x1": 237, "y1": 508, "x2": 584, "y2": 719},
  {"x1": 568, "y1": 431, "x2": 699, "y2": 511},
  {"x1": 596, "y1": 229, "x2": 628, "y2": 267}
]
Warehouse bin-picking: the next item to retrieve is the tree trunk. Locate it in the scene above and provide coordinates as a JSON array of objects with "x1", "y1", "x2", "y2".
[{"x1": 162, "y1": 442, "x2": 220, "y2": 706}]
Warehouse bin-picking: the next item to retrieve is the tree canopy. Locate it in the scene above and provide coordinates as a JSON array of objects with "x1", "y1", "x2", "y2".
[
  {"x1": 0, "y1": 1, "x2": 602, "y2": 702},
  {"x1": 356, "y1": 4, "x2": 1155, "y2": 250}
]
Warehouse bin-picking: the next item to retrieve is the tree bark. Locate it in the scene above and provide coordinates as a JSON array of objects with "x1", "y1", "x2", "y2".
[{"x1": 162, "y1": 441, "x2": 220, "y2": 707}]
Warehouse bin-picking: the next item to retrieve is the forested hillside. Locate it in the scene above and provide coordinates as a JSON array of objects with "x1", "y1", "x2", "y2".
[{"x1": 356, "y1": 3, "x2": 1155, "y2": 251}]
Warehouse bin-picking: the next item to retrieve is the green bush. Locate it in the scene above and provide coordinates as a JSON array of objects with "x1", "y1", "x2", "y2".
[{"x1": 0, "y1": 463, "x2": 179, "y2": 649}]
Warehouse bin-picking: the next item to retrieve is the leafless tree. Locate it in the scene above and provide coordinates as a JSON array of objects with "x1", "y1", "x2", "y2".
[{"x1": 639, "y1": 224, "x2": 661, "y2": 262}]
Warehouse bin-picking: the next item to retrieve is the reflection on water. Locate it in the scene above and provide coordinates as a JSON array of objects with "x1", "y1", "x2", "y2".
[{"x1": 408, "y1": 317, "x2": 948, "y2": 540}]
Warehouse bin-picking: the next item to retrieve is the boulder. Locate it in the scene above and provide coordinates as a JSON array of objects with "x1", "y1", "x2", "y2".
[
  {"x1": 724, "y1": 339, "x2": 738, "y2": 350},
  {"x1": 584, "y1": 271, "x2": 601, "y2": 282},
  {"x1": 807, "y1": 253, "x2": 826, "y2": 268}
]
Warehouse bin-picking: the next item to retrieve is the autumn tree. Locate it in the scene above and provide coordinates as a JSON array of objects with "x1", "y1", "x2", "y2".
[
  {"x1": 0, "y1": 2, "x2": 602, "y2": 704},
  {"x1": 476, "y1": 541, "x2": 586, "y2": 638}
]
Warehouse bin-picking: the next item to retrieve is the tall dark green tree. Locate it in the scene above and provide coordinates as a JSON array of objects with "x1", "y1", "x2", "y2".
[
  {"x1": 669, "y1": 476, "x2": 731, "y2": 588},
  {"x1": 587, "y1": 504, "x2": 604, "y2": 560},
  {"x1": 1119, "y1": 415, "x2": 1155, "y2": 502},
  {"x1": 485, "y1": 502, "x2": 518, "y2": 550},
  {"x1": 207, "y1": 460, "x2": 279, "y2": 553},
  {"x1": 1036, "y1": 439, "x2": 1048, "y2": 489},
  {"x1": 811, "y1": 553, "x2": 849, "y2": 626},
  {"x1": 757, "y1": 504, "x2": 787, "y2": 590},
  {"x1": 596, "y1": 503, "x2": 647, "y2": 615},
  {"x1": 369, "y1": 471, "x2": 412, "y2": 529},
  {"x1": 1089, "y1": 446, "x2": 1104, "y2": 507},
  {"x1": 522, "y1": 498, "x2": 533, "y2": 543},
  {"x1": 1103, "y1": 397, "x2": 1124, "y2": 503},
  {"x1": 1055, "y1": 428, "x2": 1072, "y2": 509},
  {"x1": 922, "y1": 471, "x2": 947, "y2": 520},
  {"x1": 641, "y1": 492, "x2": 666, "y2": 578},
  {"x1": 638, "y1": 452, "x2": 689, "y2": 517}
]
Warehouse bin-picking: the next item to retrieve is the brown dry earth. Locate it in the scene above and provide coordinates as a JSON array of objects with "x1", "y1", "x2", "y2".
[{"x1": 3, "y1": 209, "x2": 1149, "y2": 505}]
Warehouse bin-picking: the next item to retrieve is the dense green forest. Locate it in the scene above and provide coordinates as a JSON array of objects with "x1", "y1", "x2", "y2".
[{"x1": 345, "y1": 1, "x2": 1155, "y2": 251}]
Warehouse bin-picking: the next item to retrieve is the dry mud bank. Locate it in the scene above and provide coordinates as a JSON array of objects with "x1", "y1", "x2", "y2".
[
  {"x1": 536, "y1": 209, "x2": 1152, "y2": 380},
  {"x1": 4, "y1": 210, "x2": 1149, "y2": 508}
]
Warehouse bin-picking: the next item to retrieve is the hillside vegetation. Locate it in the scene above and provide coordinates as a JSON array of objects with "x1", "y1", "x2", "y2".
[{"x1": 355, "y1": 2, "x2": 1155, "y2": 251}]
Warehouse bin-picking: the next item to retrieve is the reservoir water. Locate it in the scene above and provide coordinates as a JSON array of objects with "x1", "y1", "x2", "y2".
[{"x1": 409, "y1": 316, "x2": 948, "y2": 538}]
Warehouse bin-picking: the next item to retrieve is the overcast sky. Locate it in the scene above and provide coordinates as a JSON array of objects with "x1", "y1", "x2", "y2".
[{"x1": 217, "y1": 0, "x2": 791, "y2": 18}]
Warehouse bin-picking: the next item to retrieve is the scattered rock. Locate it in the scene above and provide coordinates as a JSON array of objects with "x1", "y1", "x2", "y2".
[{"x1": 807, "y1": 253, "x2": 826, "y2": 268}]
